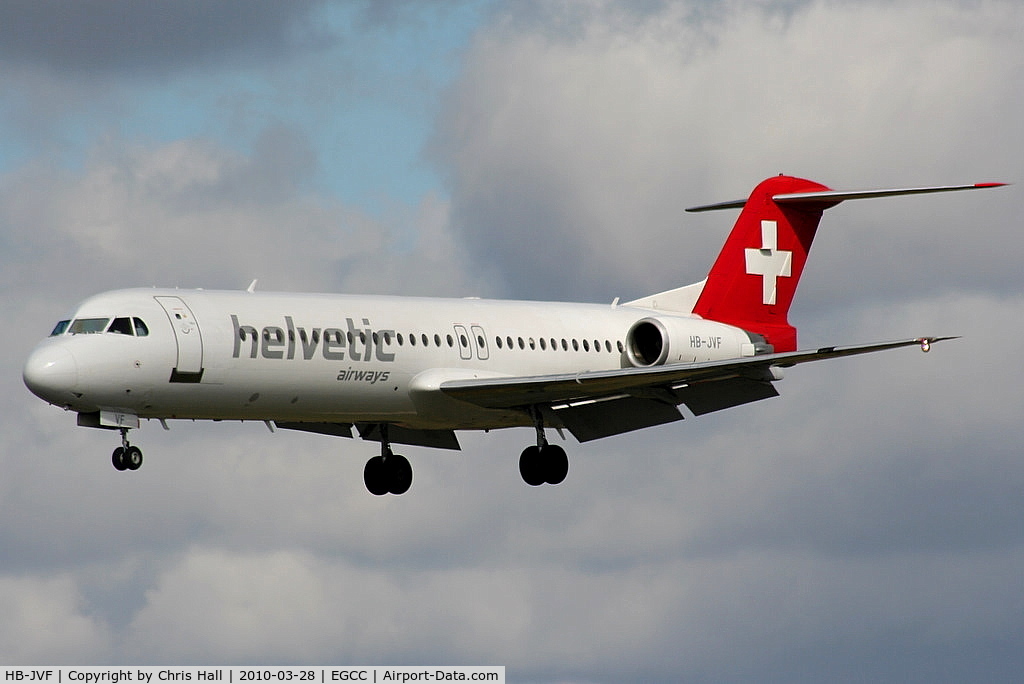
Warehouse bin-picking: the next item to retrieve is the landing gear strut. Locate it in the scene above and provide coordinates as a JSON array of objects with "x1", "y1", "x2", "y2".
[
  {"x1": 363, "y1": 424, "x2": 413, "y2": 496},
  {"x1": 111, "y1": 428, "x2": 143, "y2": 472},
  {"x1": 519, "y1": 408, "x2": 569, "y2": 486}
]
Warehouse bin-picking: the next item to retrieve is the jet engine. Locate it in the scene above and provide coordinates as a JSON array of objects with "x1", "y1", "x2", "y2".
[{"x1": 624, "y1": 316, "x2": 759, "y2": 367}]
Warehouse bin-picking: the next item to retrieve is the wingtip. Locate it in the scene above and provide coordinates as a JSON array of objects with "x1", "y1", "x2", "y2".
[{"x1": 917, "y1": 335, "x2": 960, "y2": 352}]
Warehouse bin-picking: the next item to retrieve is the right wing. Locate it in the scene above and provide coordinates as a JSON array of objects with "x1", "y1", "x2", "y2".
[{"x1": 439, "y1": 337, "x2": 954, "y2": 442}]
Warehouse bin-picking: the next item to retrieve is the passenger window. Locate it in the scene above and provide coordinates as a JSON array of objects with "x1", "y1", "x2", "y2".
[
  {"x1": 133, "y1": 318, "x2": 149, "y2": 337},
  {"x1": 69, "y1": 318, "x2": 110, "y2": 334},
  {"x1": 108, "y1": 317, "x2": 134, "y2": 335},
  {"x1": 50, "y1": 320, "x2": 71, "y2": 336}
]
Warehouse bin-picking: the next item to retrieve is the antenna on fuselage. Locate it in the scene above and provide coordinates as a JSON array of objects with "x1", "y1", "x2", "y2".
[{"x1": 246, "y1": 279, "x2": 258, "y2": 293}]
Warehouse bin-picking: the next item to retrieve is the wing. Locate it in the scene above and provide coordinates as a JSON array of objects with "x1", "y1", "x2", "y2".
[{"x1": 440, "y1": 336, "x2": 954, "y2": 442}]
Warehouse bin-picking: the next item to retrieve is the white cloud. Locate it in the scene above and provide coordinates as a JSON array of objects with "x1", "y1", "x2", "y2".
[
  {"x1": 0, "y1": 131, "x2": 477, "y2": 302},
  {"x1": 437, "y1": 0, "x2": 1024, "y2": 306},
  {"x1": 0, "y1": 574, "x2": 113, "y2": 663}
]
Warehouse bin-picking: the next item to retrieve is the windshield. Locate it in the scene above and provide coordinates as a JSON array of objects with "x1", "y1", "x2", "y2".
[
  {"x1": 68, "y1": 318, "x2": 110, "y2": 334},
  {"x1": 49, "y1": 320, "x2": 71, "y2": 336}
]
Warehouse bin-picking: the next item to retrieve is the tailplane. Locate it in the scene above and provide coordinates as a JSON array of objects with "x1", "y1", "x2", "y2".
[{"x1": 686, "y1": 175, "x2": 1005, "y2": 352}]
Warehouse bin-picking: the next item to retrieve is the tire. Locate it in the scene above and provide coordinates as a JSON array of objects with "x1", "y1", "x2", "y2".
[
  {"x1": 125, "y1": 446, "x2": 143, "y2": 471},
  {"x1": 519, "y1": 445, "x2": 545, "y2": 486},
  {"x1": 363, "y1": 456, "x2": 389, "y2": 496},
  {"x1": 387, "y1": 455, "x2": 413, "y2": 495},
  {"x1": 542, "y1": 444, "x2": 569, "y2": 485},
  {"x1": 112, "y1": 447, "x2": 128, "y2": 471}
]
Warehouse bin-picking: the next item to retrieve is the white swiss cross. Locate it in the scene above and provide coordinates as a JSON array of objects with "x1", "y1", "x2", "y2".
[{"x1": 745, "y1": 220, "x2": 792, "y2": 305}]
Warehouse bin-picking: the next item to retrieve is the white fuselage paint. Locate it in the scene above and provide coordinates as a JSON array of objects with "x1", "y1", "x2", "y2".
[{"x1": 26, "y1": 288, "x2": 753, "y2": 431}]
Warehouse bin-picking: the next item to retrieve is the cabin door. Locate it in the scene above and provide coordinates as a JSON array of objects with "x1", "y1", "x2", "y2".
[{"x1": 155, "y1": 296, "x2": 205, "y2": 382}]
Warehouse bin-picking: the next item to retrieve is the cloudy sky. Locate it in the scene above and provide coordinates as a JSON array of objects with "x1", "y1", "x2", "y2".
[{"x1": 3, "y1": 0, "x2": 1023, "y2": 680}]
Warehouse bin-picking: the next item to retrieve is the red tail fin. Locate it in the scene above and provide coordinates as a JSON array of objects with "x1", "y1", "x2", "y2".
[
  {"x1": 692, "y1": 176, "x2": 831, "y2": 352},
  {"x1": 688, "y1": 176, "x2": 1005, "y2": 352}
]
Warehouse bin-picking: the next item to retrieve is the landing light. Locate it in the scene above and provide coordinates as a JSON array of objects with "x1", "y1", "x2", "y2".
[{"x1": 920, "y1": 339, "x2": 931, "y2": 353}]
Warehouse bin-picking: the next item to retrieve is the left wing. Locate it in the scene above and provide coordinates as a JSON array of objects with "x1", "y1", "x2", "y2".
[{"x1": 440, "y1": 336, "x2": 953, "y2": 442}]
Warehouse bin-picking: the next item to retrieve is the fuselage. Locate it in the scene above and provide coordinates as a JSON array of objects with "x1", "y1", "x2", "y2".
[
  {"x1": 23, "y1": 287, "x2": 754, "y2": 431},
  {"x1": 24, "y1": 175, "x2": 995, "y2": 493}
]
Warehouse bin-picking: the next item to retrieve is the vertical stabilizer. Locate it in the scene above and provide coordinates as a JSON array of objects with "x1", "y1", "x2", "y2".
[
  {"x1": 687, "y1": 176, "x2": 1005, "y2": 351},
  {"x1": 691, "y1": 176, "x2": 832, "y2": 352}
]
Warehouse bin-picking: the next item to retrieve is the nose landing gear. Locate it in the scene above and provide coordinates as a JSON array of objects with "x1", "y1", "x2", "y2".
[{"x1": 111, "y1": 428, "x2": 143, "y2": 471}]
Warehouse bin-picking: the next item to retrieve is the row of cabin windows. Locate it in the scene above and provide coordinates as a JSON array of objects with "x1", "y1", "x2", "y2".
[
  {"x1": 50, "y1": 317, "x2": 150, "y2": 337},
  {"x1": 388, "y1": 331, "x2": 621, "y2": 354},
  {"x1": 259, "y1": 328, "x2": 621, "y2": 355},
  {"x1": 494, "y1": 335, "x2": 623, "y2": 354}
]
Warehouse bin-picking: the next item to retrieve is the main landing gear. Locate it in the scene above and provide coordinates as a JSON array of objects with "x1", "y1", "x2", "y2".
[
  {"x1": 111, "y1": 428, "x2": 143, "y2": 471},
  {"x1": 518, "y1": 409, "x2": 569, "y2": 487},
  {"x1": 363, "y1": 424, "x2": 413, "y2": 496}
]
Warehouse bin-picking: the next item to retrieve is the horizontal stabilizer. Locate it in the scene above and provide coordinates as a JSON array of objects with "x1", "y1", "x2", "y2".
[{"x1": 686, "y1": 182, "x2": 1006, "y2": 212}]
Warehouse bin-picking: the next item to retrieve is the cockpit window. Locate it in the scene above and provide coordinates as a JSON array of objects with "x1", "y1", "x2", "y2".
[
  {"x1": 68, "y1": 318, "x2": 110, "y2": 334},
  {"x1": 108, "y1": 317, "x2": 134, "y2": 335},
  {"x1": 57, "y1": 316, "x2": 149, "y2": 336}
]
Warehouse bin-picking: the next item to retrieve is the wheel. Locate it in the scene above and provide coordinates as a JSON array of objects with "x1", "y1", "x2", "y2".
[
  {"x1": 112, "y1": 447, "x2": 128, "y2": 471},
  {"x1": 519, "y1": 445, "x2": 545, "y2": 486},
  {"x1": 363, "y1": 456, "x2": 389, "y2": 496},
  {"x1": 125, "y1": 446, "x2": 143, "y2": 471},
  {"x1": 386, "y1": 454, "x2": 413, "y2": 495},
  {"x1": 541, "y1": 444, "x2": 569, "y2": 485}
]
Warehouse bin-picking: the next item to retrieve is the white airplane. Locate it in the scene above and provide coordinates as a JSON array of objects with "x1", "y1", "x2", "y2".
[{"x1": 23, "y1": 175, "x2": 1005, "y2": 494}]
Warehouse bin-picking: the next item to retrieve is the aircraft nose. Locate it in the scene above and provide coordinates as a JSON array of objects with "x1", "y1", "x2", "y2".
[{"x1": 23, "y1": 344, "x2": 79, "y2": 405}]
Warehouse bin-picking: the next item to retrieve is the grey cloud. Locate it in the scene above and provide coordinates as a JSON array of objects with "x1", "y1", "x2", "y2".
[{"x1": 0, "y1": 0, "x2": 335, "y2": 76}]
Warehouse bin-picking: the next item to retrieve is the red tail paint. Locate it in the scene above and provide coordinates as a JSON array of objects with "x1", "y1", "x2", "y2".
[{"x1": 692, "y1": 176, "x2": 835, "y2": 352}]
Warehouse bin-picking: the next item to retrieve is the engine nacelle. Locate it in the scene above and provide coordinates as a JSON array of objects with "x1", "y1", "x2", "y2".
[{"x1": 624, "y1": 316, "x2": 758, "y2": 367}]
